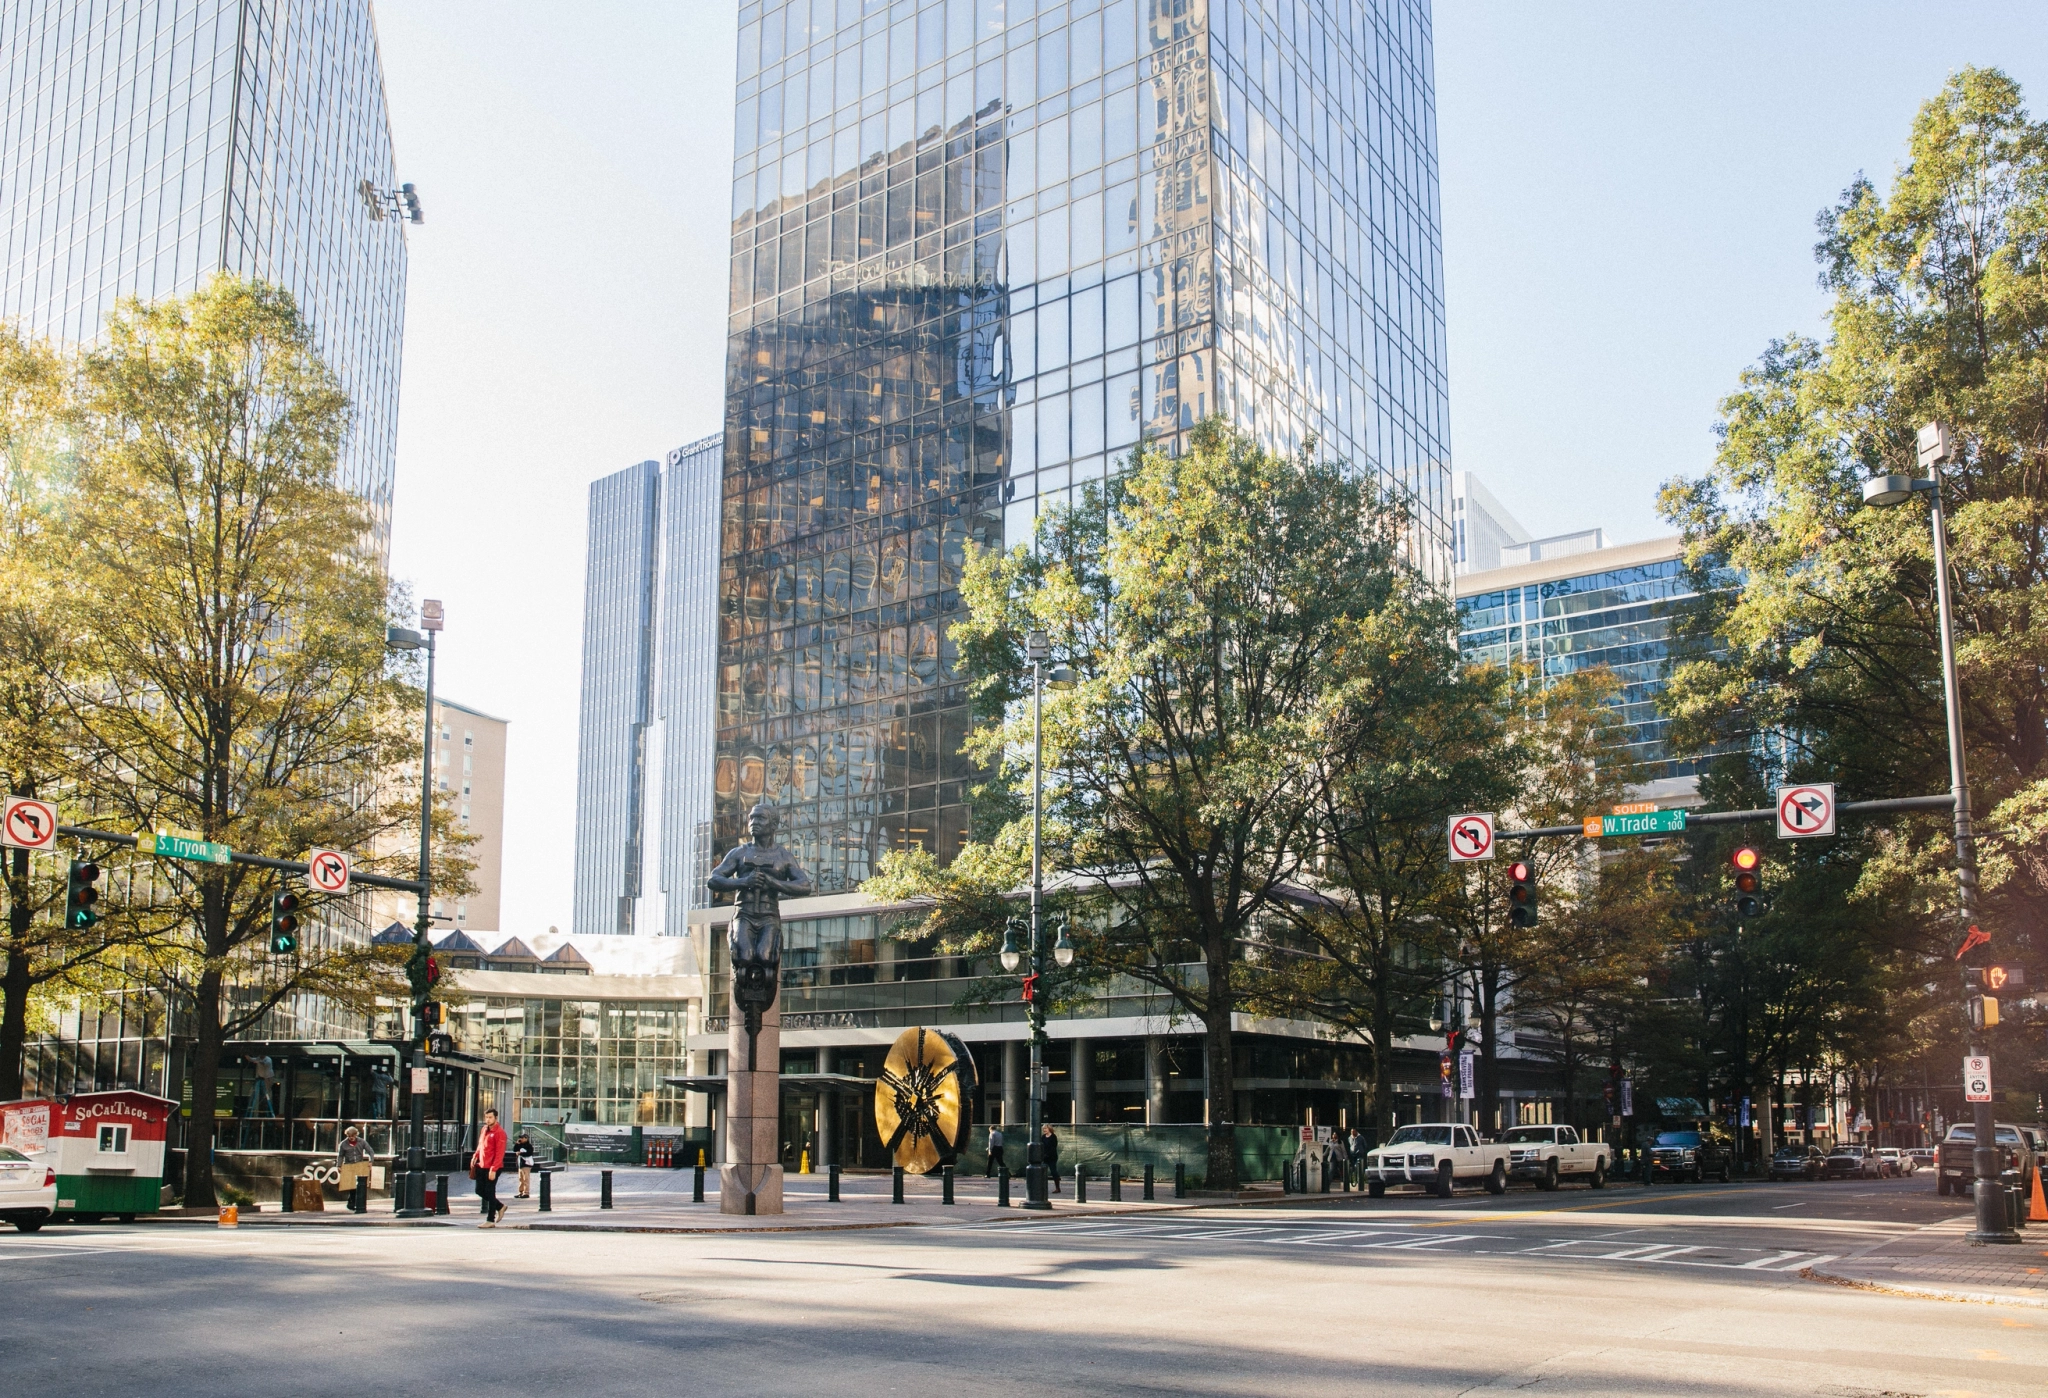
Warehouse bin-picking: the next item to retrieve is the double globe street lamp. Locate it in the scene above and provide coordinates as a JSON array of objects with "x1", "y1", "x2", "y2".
[{"x1": 385, "y1": 599, "x2": 443, "y2": 1218}]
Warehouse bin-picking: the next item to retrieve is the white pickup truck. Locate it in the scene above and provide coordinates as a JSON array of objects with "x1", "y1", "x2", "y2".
[
  {"x1": 1499, "y1": 1124, "x2": 1611, "y2": 1190},
  {"x1": 1363, "y1": 1124, "x2": 1513, "y2": 1197}
]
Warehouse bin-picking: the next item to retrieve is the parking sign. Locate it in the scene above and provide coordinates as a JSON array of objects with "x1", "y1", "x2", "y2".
[{"x1": 1964, "y1": 1055, "x2": 1992, "y2": 1103}]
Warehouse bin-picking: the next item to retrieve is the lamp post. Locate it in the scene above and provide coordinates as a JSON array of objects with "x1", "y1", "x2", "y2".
[
  {"x1": 385, "y1": 599, "x2": 442, "y2": 1217},
  {"x1": 1862, "y1": 425, "x2": 2013, "y2": 1245}
]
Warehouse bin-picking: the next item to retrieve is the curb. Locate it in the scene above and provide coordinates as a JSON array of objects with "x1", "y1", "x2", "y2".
[{"x1": 1803, "y1": 1261, "x2": 2048, "y2": 1310}]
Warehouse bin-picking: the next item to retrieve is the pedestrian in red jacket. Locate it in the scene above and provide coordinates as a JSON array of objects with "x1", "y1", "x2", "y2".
[{"x1": 474, "y1": 1109, "x2": 508, "y2": 1226}]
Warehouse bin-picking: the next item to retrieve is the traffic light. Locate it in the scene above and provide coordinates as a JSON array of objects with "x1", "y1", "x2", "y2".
[
  {"x1": 64, "y1": 860, "x2": 100, "y2": 930},
  {"x1": 420, "y1": 1001, "x2": 446, "y2": 1028},
  {"x1": 1508, "y1": 861, "x2": 1538, "y2": 927},
  {"x1": 269, "y1": 890, "x2": 300, "y2": 954},
  {"x1": 1730, "y1": 847, "x2": 1767, "y2": 918}
]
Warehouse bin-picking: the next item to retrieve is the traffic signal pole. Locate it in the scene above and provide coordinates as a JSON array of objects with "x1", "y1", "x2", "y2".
[{"x1": 398, "y1": 623, "x2": 437, "y2": 1218}]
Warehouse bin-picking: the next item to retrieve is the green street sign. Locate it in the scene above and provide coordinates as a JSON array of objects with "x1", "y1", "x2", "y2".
[
  {"x1": 140, "y1": 831, "x2": 231, "y2": 864},
  {"x1": 1592, "y1": 809, "x2": 1687, "y2": 838}
]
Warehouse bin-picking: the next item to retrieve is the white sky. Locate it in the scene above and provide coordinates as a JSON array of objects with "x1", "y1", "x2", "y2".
[{"x1": 375, "y1": 1, "x2": 2048, "y2": 936}]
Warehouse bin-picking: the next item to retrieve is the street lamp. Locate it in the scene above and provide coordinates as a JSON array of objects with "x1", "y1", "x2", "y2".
[
  {"x1": 1862, "y1": 424, "x2": 2012, "y2": 1244},
  {"x1": 385, "y1": 598, "x2": 442, "y2": 1217},
  {"x1": 1015, "y1": 630, "x2": 1055, "y2": 1208}
]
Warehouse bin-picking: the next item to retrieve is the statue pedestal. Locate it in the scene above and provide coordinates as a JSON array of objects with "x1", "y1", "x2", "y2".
[{"x1": 721, "y1": 981, "x2": 783, "y2": 1215}]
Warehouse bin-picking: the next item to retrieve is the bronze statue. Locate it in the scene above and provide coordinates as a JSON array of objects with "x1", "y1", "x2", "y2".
[{"x1": 706, "y1": 803, "x2": 813, "y2": 1056}]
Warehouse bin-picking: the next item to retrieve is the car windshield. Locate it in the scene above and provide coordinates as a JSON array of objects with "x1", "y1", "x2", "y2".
[
  {"x1": 0, "y1": 1146, "x2": 26, "y2": 1162},
  {"x1": 1499, "y1": 1128, "x2": 1556, "y2": 1144},
  {"x1": 1830, "y1": 1146, "x2": 1864, "y2": 1155},
  {"x1": 1946, "y1": 1126, "x2": 2023, "y2": 1144},
  {"x1": 1654, "y1": 1131, "x2": 1701, "y2": 1147},
  {"x1": 1384, "y1": 1126, "x2": 1452, "y2": 1147},
  {"x1": 1772, "y1": 1148, "x2": 1806, "y2": 1159}
]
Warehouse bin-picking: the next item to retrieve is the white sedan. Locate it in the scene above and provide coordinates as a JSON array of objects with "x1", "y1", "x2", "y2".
[
  {"x1": 0, "y1": 1145, "x2": 55, "y2": 1231},
  {"x1": 1877, "y1": 1148, "x2": 1914, "y2": 1177}
]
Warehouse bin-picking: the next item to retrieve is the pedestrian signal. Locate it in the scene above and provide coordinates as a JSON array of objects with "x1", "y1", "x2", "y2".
[
  {"x1": 64, "y1": 860, "x2": 101, "y2": 930},
  {"x1": 1970, "y1": 995, "x2": 2000, "y2": 1030},
  {"x1": 1508, "y1": 861, "x2": 1538, "y2": 927},
  {"x1": 269, "y1": 890, "x2": 300, "y2": 954},
  {"x1": 1730, "y1": 847, "x2": 1767, "y2": 918}
]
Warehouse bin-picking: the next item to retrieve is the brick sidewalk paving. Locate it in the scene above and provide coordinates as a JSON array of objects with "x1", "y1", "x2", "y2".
[{"x1": 1809, "y1": 1218, "x2": 2048, "y2": 1307}]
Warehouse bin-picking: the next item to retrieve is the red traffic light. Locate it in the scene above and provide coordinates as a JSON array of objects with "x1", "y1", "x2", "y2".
[
  {"x1": 1731, "y1": 847, "x2": 1760, "y2": 871},
  {"x1": 1509, "y1": 861, "x2": 1530, "y2": 882},
  {"x1": 275, "y1": 891, "x2": 300, "y2": 915}
]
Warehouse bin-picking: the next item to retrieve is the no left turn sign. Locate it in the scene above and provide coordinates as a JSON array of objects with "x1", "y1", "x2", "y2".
[
  {"x1": 1447, "y1": 813, "x2": 1496, "y2": 862},
  {"x1": 2, "y1": 796, "x2": 58, "y2": 852},
  {"x1": 305, "y1": 848, "x2": 352, "y2": 895},
  {"x1": 1775, "y1": 783, "x2": 1837, "y2": 839}
]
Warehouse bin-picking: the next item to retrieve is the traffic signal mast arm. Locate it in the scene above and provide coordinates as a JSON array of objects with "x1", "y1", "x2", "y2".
[
  {"x1": 53, "y1": 822, "x2": 425, "y2": 894},
  {"x1": 1492, "y1": 792, "x2": 1955, "y2": 842}
]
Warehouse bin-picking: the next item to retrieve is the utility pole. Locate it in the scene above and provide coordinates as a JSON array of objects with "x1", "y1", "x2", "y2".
[{"x1": 387, "y1": 600, "x2": 442, "y2": 1217}]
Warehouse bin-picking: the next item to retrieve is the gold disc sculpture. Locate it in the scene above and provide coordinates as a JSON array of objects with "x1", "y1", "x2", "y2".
[{"x1": 874, "y1": 1027, "x2": 979, "y2": 1174}]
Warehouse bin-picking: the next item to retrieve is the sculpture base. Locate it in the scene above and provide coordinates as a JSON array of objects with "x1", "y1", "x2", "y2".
[{"x1": 720, "y1": 1163, "x2": 784, "y2": 1215}]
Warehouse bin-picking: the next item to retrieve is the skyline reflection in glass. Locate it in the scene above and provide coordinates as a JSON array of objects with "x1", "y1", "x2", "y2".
[{"x1": 718, "y1": 0, "x2": 1452, "y2": 891}]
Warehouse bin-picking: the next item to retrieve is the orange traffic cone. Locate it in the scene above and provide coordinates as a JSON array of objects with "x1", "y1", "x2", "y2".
[{"x1": 2029, "y1": 1167, "x2": 2047, "y2": 1223}]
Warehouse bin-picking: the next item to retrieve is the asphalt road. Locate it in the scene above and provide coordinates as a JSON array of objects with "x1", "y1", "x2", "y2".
[{"x1": 3, "y1": 1176, "x2": 2043, "y2": 1397}]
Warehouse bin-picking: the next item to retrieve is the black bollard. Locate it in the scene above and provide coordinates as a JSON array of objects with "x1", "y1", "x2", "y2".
[
  {"x1": 1075, "y1": 1166, "x2": 1088, "y2": 1204},
  {"x1": 942, "y1": 1166, "x2": 955, "y2": 1205},
  {"x1": 892, "y1": 1166, "x2": 905, "y2": 1204},
  {"x1": 600, "y1": 1168, "x2": 613, "y2": 1210},
  {"x1": 693, "y1": 1163, "x2": 705, "y2": 1203},
  {"x1": 998, "y1": 1165, "x2": 1011, "y2": 1207},
  {"x1": 539, "y1": 1170, "x2": 551, "y2": 1212},
  {"x1": 434, "y1": 1175, "x2": 449, "y2": 1216},
  {"x1": 350, "y1": 1178, "x2": 368, "y2": 1213},
  {"x1": 829, "y1": 1163, "x2": 841, "y2": 1202},
  {"x1": 282, "y1": 1174, "x2": 296, "y2": 1213},
  {"x1": 1174, "y1": 1161, "x2": 1186, "y2": 1199},
  {"x1": 1110, "y1": 1171, "x2": 1122, "y2": 1202},
  {"x1": 1143, "y1": 1163, "x2": 1155, "y2": 1201}
]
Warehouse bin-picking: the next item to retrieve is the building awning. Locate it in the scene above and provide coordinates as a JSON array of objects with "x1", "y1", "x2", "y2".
[{"x1": 664, "y1": 1073, "x2": 872, "y2": 1096}]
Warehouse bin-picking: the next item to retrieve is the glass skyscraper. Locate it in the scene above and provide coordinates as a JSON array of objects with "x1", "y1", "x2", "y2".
[
  {"x1": 717, "y1": 0, "x2": 1452, "y2": 891},
  {"x1": 0, "y1": 0, "x2": 408, "y2": 548},
  {"x1": 573, "y1": 436, "x2": 724, "y2": 938}
]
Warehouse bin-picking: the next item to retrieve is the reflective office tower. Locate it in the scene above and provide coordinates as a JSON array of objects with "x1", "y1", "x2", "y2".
[
  {"x1": 719, "y1": 0, "x2": 1451, "y2": 888},
  {"x1": 0, "y1": 0, "x2": 408, "y2": 549},
  {"x1": 573, "y1": 436, "x2": 724, "y2": 938}
]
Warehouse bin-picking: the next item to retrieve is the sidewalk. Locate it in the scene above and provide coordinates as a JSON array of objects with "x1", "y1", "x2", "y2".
[{"x1": 1807, "y1": 1218, "x2": 2048, "y2": 1308}]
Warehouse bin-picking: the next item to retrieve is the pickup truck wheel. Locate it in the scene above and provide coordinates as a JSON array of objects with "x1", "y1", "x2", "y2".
[
  {"x1": 1590, "y1": 1161, "x2": 1606, "y2": 1189},
  {"x1": 1434, "y1": 1162, "x2": 1454, "y2": 1199},
  {"x1": 1936, "y1": 1175, "x2": 1950, "y2": 1196},
  {"x1": 1367, "y1": 1180, "x2": 1385, "y2": 1199},
  {"x1": 1718, "y1": 1164, "x2": 1731, "y2": 1184},
  {"x1": 1539, "y1": 1159, "x2": 1559, "y2": 1192},
  {"x1": 1485, "y1": 1160, "x2": 1506, "y2": 1195}
]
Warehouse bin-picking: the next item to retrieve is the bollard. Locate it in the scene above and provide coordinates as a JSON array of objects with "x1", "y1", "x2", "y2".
[
  {"x1": 942, "y1": 1166, "x2": 955, "y2": 1205},
  {"x1": 1110, "y1": 1171, "x2": 1122, "y2": 1202},
  {"x1": 892, "y1": 1166, "x2": 905, "y2": 1204},
  {"x1": 1175, "y1": 1161, "x2": 1186, "y2": 1199},
  {"x1": 539, "y1": 1170, "x2": 552, "y2": 1212},
  {"x1": 829, "y1": 1163, "x2": 841, "y2": 1202},
  {"x1": 1075, "y1": 1166, "x2": 1088, "y2": 1204},
  {"x1": 998, "y1": 1165, "x2": 1011, "y2": 1207},
  {"x1": 282, "y1": 1174, "x2": 296, "y2": 1213},
  {"x1": 601, "y1": 1168, "x2": 613, "y2": 1210},
  {"x1": 434, "y1": 1175, "x2": 449, "y2": 1216},
  {"x1": 1143, "y1": 1163, "x2": 1155, "y2": 1201},
  {"x1": 693, "y1": 1163, "x2": 705, "y2": 1203},
  {"x1": 350, "y1": 1178, "x2": 368, "y2": 1214}
]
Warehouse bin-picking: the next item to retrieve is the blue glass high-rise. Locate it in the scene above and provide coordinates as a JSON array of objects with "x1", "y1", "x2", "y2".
[{"x1": 718, "y1": 0, "x2": 1452, "y2": 889}]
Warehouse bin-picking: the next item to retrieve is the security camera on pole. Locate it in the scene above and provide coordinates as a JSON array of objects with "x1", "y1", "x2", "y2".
[
  {"x1": 384, "y1": 598, "x2": 443, "y2": 1217},
  {"x1": 1862, "y1": 425, "x2": 2013, "y2": 1245}
]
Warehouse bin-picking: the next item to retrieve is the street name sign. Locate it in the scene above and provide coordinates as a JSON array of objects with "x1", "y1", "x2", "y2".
[
  {"x1": 1447, "y1": 812, "x2": 1496, "y2": 862},
  {"x1": 1, "y1": 796, "x2": 57, "y2": 852},
  {"x1": 305, "y1": 848, "x2": 352, "y2": 894},
  {"x1": 1964, "y1": 1055, "x2": 1992, "y2": 1103},
  {"x1": 140, "y1": 832, "x2": 230, "y2": 865},
  {"x1": 1583, "y1": 809, "x2": 1687, "y2": 838},
  {"x1": 1775, "y1": 783, "x2": 1837, "y2": 839}
]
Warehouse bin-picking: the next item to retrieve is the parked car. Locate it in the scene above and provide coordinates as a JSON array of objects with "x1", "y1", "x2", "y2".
[
  {"x1": 1647, "y1": 1128, "x2": 1733, "y2": 1183},
  {"x1": 1936, "y1": 1123, "x2": 2037, "y2": 1197},
  {"x1": 1906, "y1": 1147, "x2": 1937, "y2": 1173},
  {"x1": 1362, "y1": 1124, "x2": 1512, "y2": 1198},
  {"x1": 1498, "y1": 1124, "x2": 1612, "y2": 1190},
  {"x1": 1768, "y1": 1146, "x2": 1825, "y2": 1180},
  {"x1": 1876, "y1": 1147, "x2": 1914, "y2": 1177},
  {"x1": 0, "y1": 1145, "x2": 55, "y2": 1232},
  {"x1": 1822, "y1": 1144, "x2": 1884, "y2": 1180}
]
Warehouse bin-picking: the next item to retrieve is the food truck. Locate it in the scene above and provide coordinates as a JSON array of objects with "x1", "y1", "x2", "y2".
[{"x1": 1, "y1": 1090, "x2": 177, "y2": 1221}]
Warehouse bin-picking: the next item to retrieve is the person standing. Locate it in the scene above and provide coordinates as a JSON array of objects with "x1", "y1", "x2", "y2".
[
  {"x1": 1041, "y1": 1124, "x2": 1061, "y2": 1194},
  {"x1": 473, "y1": 1108, "x2": 508, "y2": 1226},
  {"x1": 986, "y1": 1123, "x2": 1005, "y2": 1178},
  {"x1": 337, "y1": 1125, "x2": 371, "y2": 1212},
  {"x1": 513, "y1": 1132, "x2": 536, "y2": 1199}
]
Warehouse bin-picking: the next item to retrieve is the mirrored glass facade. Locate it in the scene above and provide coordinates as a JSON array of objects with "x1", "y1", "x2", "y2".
[
  {"x1": 0, "y1": 0, "x2": 408, "y2": 551},
  {"x1": 574, "y1": 437, "x2": 724, "y2": 937},
  {"x1": 718, "y1": 0, "x2": 1451, "y2": 890}
]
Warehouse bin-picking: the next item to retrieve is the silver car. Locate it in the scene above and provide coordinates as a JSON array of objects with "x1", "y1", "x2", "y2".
[{"x1": 0, "y1": 1145, "x2": 56, "y2": 1231}]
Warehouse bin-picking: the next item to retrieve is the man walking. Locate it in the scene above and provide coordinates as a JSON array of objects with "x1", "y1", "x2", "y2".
[
  {"x1": 336, "y1": 1125, "x2": 371, "y2": 1212},
  {"x1": 514, "y1": 1132, "x2": 536, "y2": 1198},
  {"x1": 987, "y1": 1123, "x2": 1005, "y2": 1178},
  {"x1": 474, "y1": 1108, "x2": 508, "y2": 1226},
  {"x1": 1040, "y1": 1123, "x2": 1061, "y2": 1194}
]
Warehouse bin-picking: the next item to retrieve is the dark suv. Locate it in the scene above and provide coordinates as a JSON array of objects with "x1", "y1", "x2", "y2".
[
  {"x1": 1769, "y1": 1146, "x2": 1825, "y2": 1180},
  {"x1": 1648, "y1": 1127, "x2": 1733, "y2": 1183}
]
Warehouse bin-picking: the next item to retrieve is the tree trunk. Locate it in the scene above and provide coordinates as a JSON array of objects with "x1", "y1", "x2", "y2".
[
  {"x1": 1370, "y1": 950, "x2": 1396, "y2": 1139},
  {"x1": 180, "y1": 962, "x2": 225, "y2": 1207},
  {"x1": 1, "y1": 845, "x2": 31, "y2": 1101},
  {"x1": 1202, "y1": 1012, "x2": 1237, "y2": 1191}
]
